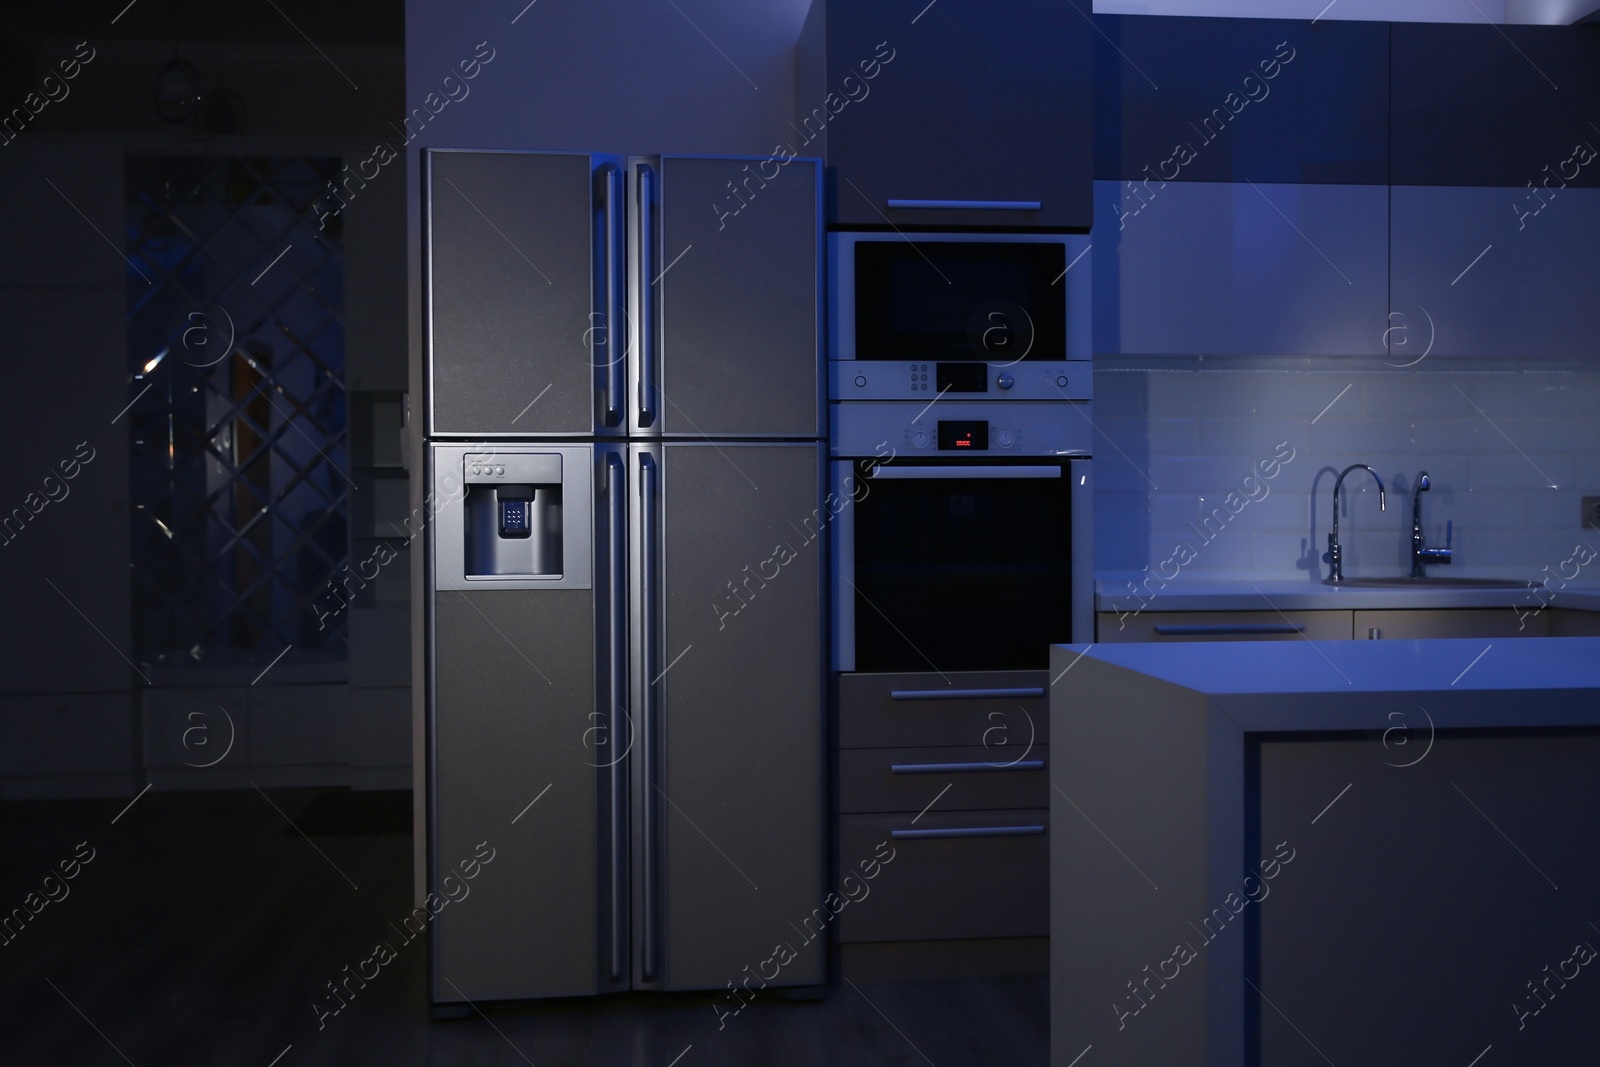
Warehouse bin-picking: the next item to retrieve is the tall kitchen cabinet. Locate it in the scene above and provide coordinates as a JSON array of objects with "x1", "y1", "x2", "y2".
[{"x1": 799, "y1": 0, "x2": 1093, "y2": 230}]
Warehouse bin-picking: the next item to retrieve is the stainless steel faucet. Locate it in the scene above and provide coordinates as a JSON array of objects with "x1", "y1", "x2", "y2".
[
  {"x1": 1410, "y1": 471, "x2": 1453, "y2": 578},
  {"x1": 1323, "y1": 464, "x2": 1386, "y2": 583}
]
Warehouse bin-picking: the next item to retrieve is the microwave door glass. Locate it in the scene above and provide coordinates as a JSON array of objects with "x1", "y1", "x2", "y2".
[{"x1": 854, "y1": 241, "x2": 1066, "y2": 362}]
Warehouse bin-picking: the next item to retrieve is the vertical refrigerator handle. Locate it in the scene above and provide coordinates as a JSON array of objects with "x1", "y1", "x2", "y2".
[
  {"x1": 599, "y1": 164, "x2": 625, "y2": 428},
  {"x1": 605, "y1": 452, "x2": 627, "y2": 982},
  {"x1": 636, "y1": 164, "x2": 658, "y2": 429},
  {"x1": 638, "y1": 451, "x2": 662, "y2": 981}
]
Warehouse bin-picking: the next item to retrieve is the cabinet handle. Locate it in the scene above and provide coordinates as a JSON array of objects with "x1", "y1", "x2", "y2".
[
  {"x1": 891, "y1": 825, "x2": 1046, "y2": 839},
  {"x1": 890, "y1": 687, "x2": 1044, "y2": 701},
  {"x1": 1152, "y1": 624, "x2": 1304, "y2": 636},
  {"x1": 891, "y1": 761, "x2": 1044, "y2": 774},
  {"x1": 885, "y1": 199, "x2": 1042, "y2": 211}
]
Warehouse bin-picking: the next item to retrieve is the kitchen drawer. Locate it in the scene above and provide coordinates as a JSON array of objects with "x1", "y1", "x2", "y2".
[
  {"x1": 839, "y1": 745, "x2": 1047, "y2": 814},
  {"x1": 1353, "y1": 608, "x2": 1547, "y2": 640},
  {"x1": 1550, "y1": 609, "x2": 1600, "y2": 637},
  {"x1": 1096, "y1": 610, "x2": 1352, "y2": 643},
  {"x1": 837, "y1": 810, "x2": 1048, "y2": 943},
  {"x1": 836, "y1": 671, "x2": 1048, "y2": 749}
]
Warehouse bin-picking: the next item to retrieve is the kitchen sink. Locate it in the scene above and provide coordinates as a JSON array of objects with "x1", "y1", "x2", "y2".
[{"x1": 1320, "y1": 576, "x2": 1528, "y2": 589}]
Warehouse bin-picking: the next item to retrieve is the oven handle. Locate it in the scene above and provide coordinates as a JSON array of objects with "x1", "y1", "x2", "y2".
[{"x1": 868, "y1": 465, "x2": 1061, "y2": 480}]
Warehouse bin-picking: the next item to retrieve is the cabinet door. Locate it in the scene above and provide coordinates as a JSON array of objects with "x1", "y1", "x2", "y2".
[
  {"x1": 1095, "y1": 16, "x2": 1388, "y2": 185},
  {"x1": 645, "y1": 443, "x2": 824, "y2": 990},
  {"x1": 426, "y1": 150, "x2": 599, "y2": 436},
  {"x1": 652, "y1": 157, "x2": 820, "y2": 438},
  {"x1": 1094, "y1": 181, "x2": 1388, "y2": 356},
  {"x1": 1353, "y1": 608, "x2": 1547, "y2": 640},
  {"x1": 1096, "y1": 609, "x2": 1353, "y2": 643},
  {"x1": 819, "y1": 0, "x2": 1091, "y2": 229},
  {"x1": 1391, "y1": 23, "x2": 1600, "y2": 188},
  {"x1": 1390, "y1": 186, "x2": 1600, "y2": 358}
]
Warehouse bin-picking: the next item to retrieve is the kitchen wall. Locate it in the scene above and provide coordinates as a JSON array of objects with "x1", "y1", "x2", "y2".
[
  {"x1": 0, "y1": 31, "x2": 406, "y2": 798},
  {"x1": 1094, "y1": 357, "x2": 1600, "y2": 582}
]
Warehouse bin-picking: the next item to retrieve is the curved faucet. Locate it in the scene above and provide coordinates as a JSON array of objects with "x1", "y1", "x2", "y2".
[
  {"x1": 1410, "y1": 471, "x2": 1453, "y2": 577},
  {"x1": 1323, "y1": 464, "x2": 1386, "y2": 582}
]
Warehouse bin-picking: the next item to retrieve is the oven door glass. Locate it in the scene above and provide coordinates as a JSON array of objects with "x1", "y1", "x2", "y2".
[
  {"x1": 851, "y1": 462, "x2": 1072, "y2": 672},
  {"x1": 853, "y1": 241, "x2": 1066, "y2": 362}
]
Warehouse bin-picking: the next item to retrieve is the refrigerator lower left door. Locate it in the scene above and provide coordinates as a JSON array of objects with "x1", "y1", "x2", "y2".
[{"x1": 428, "y1": 443, "x2": 613, "y2": 1003}]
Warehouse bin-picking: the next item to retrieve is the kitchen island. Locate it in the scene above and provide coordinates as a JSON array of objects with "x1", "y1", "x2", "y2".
[{"x1": 1049, "y1": 637, "x2": 1600, "y2": 1067}]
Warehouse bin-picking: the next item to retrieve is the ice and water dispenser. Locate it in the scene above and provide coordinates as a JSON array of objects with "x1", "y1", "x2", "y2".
[
  {"x1": 463, "y1": 452, "x2": 564, "y2": 578},
  {"x1": 432, "y1": 444, "x2": 593, "y2": 591}
]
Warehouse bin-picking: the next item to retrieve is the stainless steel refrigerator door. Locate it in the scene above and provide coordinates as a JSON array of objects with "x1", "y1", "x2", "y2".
[
  {"x1": 425, "y1": 150, "x2": 624, "y2": 437},
  {"x1": 630, "y1": 442, "x2": 826, "y2": 991},
  {"x1": 629, "y1": 156, "x2": 822, "y2": 438},
  {"x1": 427, "y1": 442, "x2": 625, "y2": 1002}
]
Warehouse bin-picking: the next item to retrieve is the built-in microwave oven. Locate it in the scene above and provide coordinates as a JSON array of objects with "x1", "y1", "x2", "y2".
[
  {"x1": 830, "y1": 402, "x2": 1094, "y2": 673},
  {"x1": 828, "y1": 232, "x2": 1091, "y2": 403}
]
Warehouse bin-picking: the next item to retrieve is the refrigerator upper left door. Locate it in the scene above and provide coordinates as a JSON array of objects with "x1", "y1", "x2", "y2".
[{"x1": 426, "y1": 150, "x2": 623, "y2": 436}]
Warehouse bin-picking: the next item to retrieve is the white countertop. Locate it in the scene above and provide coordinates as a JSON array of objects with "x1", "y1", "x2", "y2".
[
  {"x1": 1056, "y1": 635, "x2": 1600, "y2": 696},
  {"x1": 1094, "y1": 571, "x2": 1600, "y2": 613}
]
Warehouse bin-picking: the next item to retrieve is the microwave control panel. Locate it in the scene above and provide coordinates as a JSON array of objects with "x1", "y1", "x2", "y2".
[
  {"x1": 830, "y1": 360, "x2": 1091, "y2": 402},
  {"x1": 831, "y1": 401, "x2": 1093, "y2": 458}
]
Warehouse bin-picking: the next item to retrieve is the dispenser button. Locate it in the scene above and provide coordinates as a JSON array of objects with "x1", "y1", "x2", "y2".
[
  {"x1": 470, "y1": 465, "x2": 481, "y2": 475},
  {"x1": 495, "y1": 466, "x2": 505, "y2": 476},
  {"x1": 1055, "y1": 374, "x2": 1069, "y2": 388},
  {"x1": 997, "y1": 373, "x2": 1014, "y2": 390},
  {"x1": 854, "y1": 375, "x2": 866, "y2": 388}
]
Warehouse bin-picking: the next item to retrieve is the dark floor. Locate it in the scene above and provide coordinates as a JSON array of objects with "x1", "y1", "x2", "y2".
[{"x1": 0, "y1": 789, "x2": 1047, "y2": 1066}]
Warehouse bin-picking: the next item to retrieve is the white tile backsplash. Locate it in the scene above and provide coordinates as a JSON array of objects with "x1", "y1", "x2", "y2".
[{"x1": 1095, "y1": 359, "x2": 1600, "y2": 577}]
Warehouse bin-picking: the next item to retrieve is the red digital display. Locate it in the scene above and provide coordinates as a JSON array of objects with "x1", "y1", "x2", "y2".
[{"x1": 937, "y1": 420, "x2": 988, "y2": 450}]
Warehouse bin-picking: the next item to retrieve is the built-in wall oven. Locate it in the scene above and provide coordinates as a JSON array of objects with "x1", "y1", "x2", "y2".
[
  {"x1": 828, "y1": 232, "x2": 1091, "y2": 403},
  {"x1": 831, "y1": 402, "x2": 1092, "y2": 673}
]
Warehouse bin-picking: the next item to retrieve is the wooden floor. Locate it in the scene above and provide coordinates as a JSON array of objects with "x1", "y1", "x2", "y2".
[{"x1": 0, "y1": 789, "x2": 1047, "y2": 1066}]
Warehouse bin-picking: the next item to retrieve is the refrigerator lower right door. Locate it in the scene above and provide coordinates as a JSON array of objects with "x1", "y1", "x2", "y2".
[{"x1": 632, "y1": 441, "x2": 827, "y2": 991}]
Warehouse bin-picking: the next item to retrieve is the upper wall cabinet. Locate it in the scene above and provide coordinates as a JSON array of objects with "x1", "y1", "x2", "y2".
[
  {"x1": 799, "y1": 0, "x2": 1091, "y2": 230},
  {"x1": 1390, "y1": 185, "x2": 1600, "y2": 359},
  {"x1": 1392, "y1": 24, "x2": 1600, "y2": 187},
  {"x1": 1094, "y1": 181, "x2": 1388, "y2": 357},
  {"x1": 1094, "y1": 16, "x2": 1389, "y2": 185}
]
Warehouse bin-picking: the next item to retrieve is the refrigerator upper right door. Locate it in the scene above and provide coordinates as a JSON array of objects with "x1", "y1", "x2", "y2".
[
  {"x1": 426, "y1": 150, "x2": 619, "y2": 437},
  {"x1": 634, "y1": 156, "x2": 822, "y2": 439}
]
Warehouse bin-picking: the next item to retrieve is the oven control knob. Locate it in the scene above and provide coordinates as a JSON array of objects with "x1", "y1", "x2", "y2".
[
  {"x1": 854, "y1": 375, "x2": 866, "y2": 388},
  {"x1": 912, "y1": 431, "x2": 929, "y2": 449},
  {"x1": 1055, "y1": 374, "x2": 1069, "y2": 388},
  {"x1": 996, "y1": 372, "x2": 1014, "y2": 390},
  {"x1": 998, "y1": 430, "x2": 1015, "y2": 448}
]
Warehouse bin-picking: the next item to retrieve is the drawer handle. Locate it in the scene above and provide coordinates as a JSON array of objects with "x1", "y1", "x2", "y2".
[
  {"x1": 891, "y1": 761, "x2": 1044, "y2": 774},
  {"x1": 890, "y1": 687, "x2": 1045, "y2": 701},
  {"x1": 891, "y1": 825, "x2": 1046, "y2": 839},
  {"x1": 885, "y1": 199, "x2": 1042, "y2": 211},
  {"x1": 1152, "y1": 624, "x2": 1304, "y2": 636}
]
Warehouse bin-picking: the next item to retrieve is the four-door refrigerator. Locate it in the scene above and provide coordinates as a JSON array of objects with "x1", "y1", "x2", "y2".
[{"x1": 418, "y1": 149, "x2": 825, "y2": 1005}]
